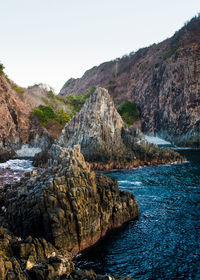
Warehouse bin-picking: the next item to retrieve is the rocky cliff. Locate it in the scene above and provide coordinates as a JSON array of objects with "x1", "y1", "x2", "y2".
[
  {"x1": 58, "y1": 87, "x2": 185, "y2": 170},
  {"x1": 0, "y1": 145, "x2": 138, "y2": 279},
  {"x1": 0, "y1": 76, "x2": 58, "y2": 161},
  {"x1": 60, "y1": 15, "x2": 200, "y2": 147},
  {"x1": 0, "y1": 75, "x2": 31, "y2": 161}
]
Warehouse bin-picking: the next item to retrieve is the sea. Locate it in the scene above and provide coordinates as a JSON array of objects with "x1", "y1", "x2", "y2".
[{"x1": 75, "y1": 138, "x2": 200, "y2": 280}]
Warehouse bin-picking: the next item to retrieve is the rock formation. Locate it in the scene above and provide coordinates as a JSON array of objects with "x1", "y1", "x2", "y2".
[
  {"x1": 0, "y1": 75, "x2": 57, "y2": 161},
  {"x1": 58, "y1": 87, "x2": 185, "y2": 170},
  {"x1": 0, "y1": 145, "x2": 138, "y2": 279},
  {"x1": 59, "y1": 15, "x2": 200, "y2": 147},
  {"x1": 0, "y1": 75, "x2": 31, "y2": 161}
]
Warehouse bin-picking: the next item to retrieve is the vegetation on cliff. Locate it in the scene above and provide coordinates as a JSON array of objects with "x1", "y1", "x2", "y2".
[
  {"x1": 65, "y1": 86, "x2": 96, "y2": 114},
  {"x1": 163, "y1": 40, "x2": 182, "y2": 60},
  {"x1": 30, "y1": 105, "x2": 71, "y2": 129},
  {"x1": 29, "y1": 86, "x2": 96, "y2": 135},
  {"x1": 0, "y1": 63, "x2": 5, "y2": 75},
  {"x1": 117, "y1": 100, "x2": 139, "y2": 126}
]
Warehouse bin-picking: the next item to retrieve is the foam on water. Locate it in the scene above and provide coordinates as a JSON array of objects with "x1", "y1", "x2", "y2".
[
  {"x1": 145, "y1": 135, "x2": 171, "y2": 145},
  {"x1": 16, "y1": 144, "x2": 41, "y2": 158},
  {"x1": 118, "y1": 180, "x2": 142, "y2": 185},
  {"x1": 0, "y1": 159, "x2": 33, "y2": 171},
  {"x1": 0, "y1": 159, "x2": 34, "y2": 186}
]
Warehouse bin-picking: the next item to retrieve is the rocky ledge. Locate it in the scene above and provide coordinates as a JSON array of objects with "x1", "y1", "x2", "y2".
[
  {"x1": 0, "y1": 145, "x2": 138, "y2": 279},
  {"x1": 58, "y1": 87, "x2": 185, "y2": 170}
]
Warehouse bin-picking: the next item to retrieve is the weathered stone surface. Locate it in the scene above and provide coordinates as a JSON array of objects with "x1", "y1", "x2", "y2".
[
  {"x1": 0, "y1": 76, "x2": 53, "y2": 161},
  {"x1": 4, "y1": 145, "x2": 138, "y2": 256},
  {"x1": 0, "y1": 75, "x2": 30, "y2": 152},
  {"x1": 58, "y1": 87, "x2": 132, "y2": 163},
  {"x1": 58, "y1": 87, "x2": 185, "y2": 169},
  {"x1": 59, "y1": 16, "x2": 200, "y2": 147},
  {"x1": 0, "y1": 226, "x2": 74, "y2": 280},
  {"x1": 0, "y1": 148, "x2": 16, "y2": 163},
  {"x1": 0, "y1": 225, "x2": 133, "y2": 279}
]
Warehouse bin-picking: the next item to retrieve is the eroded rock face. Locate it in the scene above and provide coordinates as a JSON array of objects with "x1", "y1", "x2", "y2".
[
  {"x1": 58, "y1": 87, "x2": 185, "y2": 169},
  {"x1": 0, "y1": 226, "x2": 74, "y2": 280},
  {"x1": 59, "y1": 16, "x2": 200, "y2": 147},
  {"x1": 58, "y1": 87, "x2": 134, "y2": 163},
  {"x1": 0, "y1": 75, "x2": 56, "y2": 161},
  {"x1": 4, "y1": 145, "x2": 139, "y2": 256},
  {"x1": 0, "y1": 75, "x2": 30, "y2": 155},
  {"x1": 0, "y1": 225, "x2": 133, "y2": 279}
]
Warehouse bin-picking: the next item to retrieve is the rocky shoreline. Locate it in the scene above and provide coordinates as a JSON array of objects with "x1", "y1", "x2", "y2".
[{"x1": 0, "y1": 145, "x2": 138, "y2": 279}]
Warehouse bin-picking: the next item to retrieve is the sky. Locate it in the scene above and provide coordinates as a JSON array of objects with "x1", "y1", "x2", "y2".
[{"x1": 1, "y1": 0, "x2": 199, "y2": 93}]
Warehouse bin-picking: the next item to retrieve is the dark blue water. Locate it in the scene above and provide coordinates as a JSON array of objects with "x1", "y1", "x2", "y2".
[{"x1": 76, "y1": 150, "x2": 200, "y2": 279}]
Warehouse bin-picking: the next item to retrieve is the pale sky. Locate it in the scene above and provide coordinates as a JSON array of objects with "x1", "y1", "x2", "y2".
[{"x1": 1, "y1": 0, "x2": 199, "y2": 93}]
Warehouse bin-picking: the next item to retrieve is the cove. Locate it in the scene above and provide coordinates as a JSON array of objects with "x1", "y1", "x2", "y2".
[{"x1": 76, "y1": 150, "x2": 200, "y2": 279}]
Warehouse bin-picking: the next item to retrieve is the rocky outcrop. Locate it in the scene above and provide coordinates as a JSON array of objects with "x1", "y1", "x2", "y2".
[
  {"x1": 58, "y1": 87, "x2": 185, "y2": 169},
  {"x1": 59, "y1": 16, "x2": 200, "y2": 147},
  {"x1": 0, "y1": 75, "x2": 31, "y2": 157},
  {"x1": 3, "y1": 145, "x2": 138, "y2": 259},
  {"x1": 0, "y1": 75, "x2": 57, "y2": 161},
  {"x1": 29, "y1": 117, "x2": 54, "y2": 155},
  {"x1": 0, "y1": 224, "x2": 132, "y2": 280},
  {"x1": 0, "y1": 226, "x2": 74, "y2": 280},
  {"x1": 0, "y1": 225, "x2": 133, "y2": 279},
  {"x1": 24, "y1": 83, "x2": 50, "y2": 109}
]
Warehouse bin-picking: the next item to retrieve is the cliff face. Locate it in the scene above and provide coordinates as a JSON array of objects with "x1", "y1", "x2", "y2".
[
  {"x1": 60, "y1": 16, "x2": 200, "y2": 147},
  {"x1": 58, "y1": 87, "x2": 133, "y2": 164},
  {"x1": 58, "y1": 87, "x2": 184, "y2": 169},
  {"x1": 0, "y1": 77, "x2": 58, "y2": 161},
  {"x1": 0, "y1": 75, "x2": 31, "y2": 160}
]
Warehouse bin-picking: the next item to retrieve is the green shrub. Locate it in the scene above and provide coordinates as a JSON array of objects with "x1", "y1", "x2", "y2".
[
  {"x1": 117, "y1": 100, "x2": 139, "y2": 126},
  {"x1": 138, "y1": 61, "x2": 147, "y2": 70},
  {"x1": 64, "y1": 78, "x2": 73, "y2": 87},
  {"x1": 0, "y1": 63, "x2": 5, "y2": 75},
  {"x1": 66, "y1": 86, "x2": 96, "y2": 114},
  {"x1": 163, "y1": 41, "x2": 182, "y2": 60},
  {"x1": 47, "y1": 90, "x2": 55, "y2": 98},
  {"x1": 11, "y1": 83, "x2": 25, "y2": 100},
  {"x1": 30, "y1": 105, "x2": 71, "y2": 127},
  {"x1": 31, "y1": 105, "x2": 57, "y2": 126},
  {"x1": 41, "y1": 97, "x2": 48, "y2": 104},
  {"x1": 57, "y1": 109, "x2": 71, "y2": 125},
  {"x1": 106, "y1": 79, "x2": 116, "y2": 89}
]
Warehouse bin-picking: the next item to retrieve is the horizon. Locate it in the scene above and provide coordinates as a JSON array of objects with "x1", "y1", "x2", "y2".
[{"x1": 1, "y1": 0, "x2": 200, "y2": 93}]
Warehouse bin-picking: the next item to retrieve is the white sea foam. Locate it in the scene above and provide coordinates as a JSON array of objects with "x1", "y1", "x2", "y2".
[
  {"x1": 145, "y1": 135, "x2": 171, "y2": 145},
  {"x1": 134, "y1": 181, "x2": 142, "y2": 185},
  {"x1": 118, "y1": 180, "x2": 142, "y2": 185},
  {"x1": 16, "y1": 144, "x2": 41, "y2": 158},
  {"x1": 118, "y1": 180, "x2": 130, "y2": 184},
  {"x1": 0, "y1": 159, "x2": 33, "y2": 171},
  {"x1": 173, "y1": 147, "x2": 200, "y2": 150}
]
